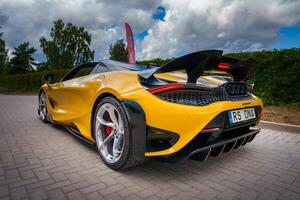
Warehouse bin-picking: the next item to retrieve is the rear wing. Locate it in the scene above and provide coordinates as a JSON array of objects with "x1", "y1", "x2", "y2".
[{"x1": 139, "y1": 50, "x2": 256, "y2": 83}]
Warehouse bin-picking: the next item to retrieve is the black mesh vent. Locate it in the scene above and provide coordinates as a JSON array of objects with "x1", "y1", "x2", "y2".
[
  {"x1": 205, "y1": 112, "x2": 226, "y2": 128},
  {"x1": 156, "y1": 88, "x2": 254, "y2": 106}
]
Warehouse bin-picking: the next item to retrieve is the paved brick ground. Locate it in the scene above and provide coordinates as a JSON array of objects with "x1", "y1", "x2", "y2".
[{"x1": 0, "y1": 94, "x2": 299, "y2": 200}]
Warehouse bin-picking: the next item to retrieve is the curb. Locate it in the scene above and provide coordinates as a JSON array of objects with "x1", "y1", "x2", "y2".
[{"x1": 260, "y1": 121, "x2": 300, "y2": 134}]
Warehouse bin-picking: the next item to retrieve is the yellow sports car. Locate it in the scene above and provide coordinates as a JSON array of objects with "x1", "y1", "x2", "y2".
[{"x1": 38, "y1": 50, "x2": 263, "y2": 169}]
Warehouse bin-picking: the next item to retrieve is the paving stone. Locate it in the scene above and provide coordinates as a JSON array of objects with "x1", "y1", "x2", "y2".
[
  {"x1": 156, "y1": 187, "x2": 181, "y2": 199},
  {"x1": 0, "y1": 186, "x2": 9, "y2": 197},
  {"x1": 118, "y1": 184, "x2": 143, "y2": 197},
  {"x1": 62, "y1": 181, "x2": 89, "y2": 193},
  {"x1": 5, "y1": 169, "x2": 19, "y2": 179},
  {"x1": 10, "y1": 186, "x2": 28, "y2": 200},
  {"x1": 238, "y1": 189, "x2": 260, "y2": 200},
  {"x1": 66, "y1": 190, "x2": 87, "y2": 200},
  {"x1": 85, "y1": 192, "x2": 105, "y2": 200},
  {"x1": 136, "y1": 185, "x2": 161, "y2": 198},
  {"x1": 28, "y1": 188, "x2": 47, "y2": 200},
  {"x1": 99, "y1": 183, "x2": 124, "y2": 195},
  {"x1": 0, "y1": 94, "x2": 300, "y2": 200},
  {"x1": 26, "y1": 179, "x2": 54, "y2": 190},
  {"x1": 80, "y1": 182, "x2": 106, "y2": 194},
  {"x1": 257, "y1": 189, "x2": 280, "y2": 200},
  {"x1": 216, "y1": 189, "x2": 240, "y2": 200},
  {"x1": 278, "y1": 190, "x2": 300, "y2": 200},
  {"x1": 20, "y1": 170, "x2": 35, "y2": 180},
  {"x1": 47, "y1": 189, "x2": 67, "y2": 200},
  {"x1": 44, "y1": 180, "x2": 71, "y2": 191}
]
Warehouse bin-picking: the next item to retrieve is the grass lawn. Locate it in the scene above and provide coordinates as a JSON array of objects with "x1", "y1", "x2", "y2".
[{"x1": 262, "y1": 105, "x2": 300, "y2": 125}]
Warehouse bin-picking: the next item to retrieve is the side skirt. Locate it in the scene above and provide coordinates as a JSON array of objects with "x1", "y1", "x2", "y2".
[
  {"x1": 51, "y1": 121, "x2": 95, "y2": 146},
  {"x1": 66, "y1": 124, "x2": 95, "y2": 145}
]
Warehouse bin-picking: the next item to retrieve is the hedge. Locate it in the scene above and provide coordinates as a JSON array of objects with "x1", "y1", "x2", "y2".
[
  {"x1": 0, "y1": 70, "x2": 68, "y2": 92},
  {"x1": 0, "y1": 48, "x2": 299, "y2": 105},
  {"x1": 226, "y1": 48, "x2": 300, "y2": 105}
]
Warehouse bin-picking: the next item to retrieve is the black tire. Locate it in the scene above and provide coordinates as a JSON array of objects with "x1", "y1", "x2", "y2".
[
  {"x1": 38, "y1": 91, "x2": 51, "y2": 123},
  {"x1": 93, "y1": 96, "x2": 144, "y2": 170}
]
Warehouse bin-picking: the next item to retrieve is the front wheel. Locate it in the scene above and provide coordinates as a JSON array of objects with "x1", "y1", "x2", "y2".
[
  {"x1": 38, "y1": 91, "x2": 51, "y2": 123},
  {"x1": 93, "y1": 96, "x2": 144, "y2": 170}
]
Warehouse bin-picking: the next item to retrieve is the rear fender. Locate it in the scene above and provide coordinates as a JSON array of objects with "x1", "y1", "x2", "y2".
[{"x1": 122, "y1": 100, "x2": 146, "y2": 162}]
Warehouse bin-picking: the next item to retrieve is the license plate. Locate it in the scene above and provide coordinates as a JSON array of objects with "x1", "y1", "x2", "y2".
[{"x1": 228, "y1": 108, "x2": 256, "y2": 124}]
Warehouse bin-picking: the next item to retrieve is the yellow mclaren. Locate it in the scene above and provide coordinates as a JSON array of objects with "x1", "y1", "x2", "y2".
[{"x1": 38, "y1": 50, "x2": 263, "y2": 169}]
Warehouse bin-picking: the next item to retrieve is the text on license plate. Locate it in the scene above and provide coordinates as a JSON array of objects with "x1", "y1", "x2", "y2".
[{"x1": 228, "y1": 108, "x2": 256, "y2": 124}]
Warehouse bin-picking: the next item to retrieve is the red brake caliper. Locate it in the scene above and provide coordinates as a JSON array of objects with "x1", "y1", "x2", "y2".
[{"x1": 104, "y1": 113, "x2": 112, "y2": 136}]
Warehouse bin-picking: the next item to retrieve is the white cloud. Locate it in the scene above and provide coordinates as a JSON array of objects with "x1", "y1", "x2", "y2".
[
  {"x1": 1, "y1": 0, "x2": 300, "y2": 62},
  {"x1": 0, "y1": 0, "x2": 160, "y2": 60},
  {"x1": 141, "y1": 0, "x2": 300, "y2": 59}
]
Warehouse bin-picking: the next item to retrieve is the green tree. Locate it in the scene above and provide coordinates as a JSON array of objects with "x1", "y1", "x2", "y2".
[
  {"x1": 109, "y1": 39, "x2": 128, "y2": 62},
  {"x1": 0, "y1": 29, "x2": 9, "y2": 75},
  {"x1": 9, "y1": 42, "x2": 37, "y2": 74},
  {"x1": 40, "y1": 19, "x2": 94, "y2": 70},
  {"x1": 137, "y1": 58, "x2": 173, "y2": 67}
]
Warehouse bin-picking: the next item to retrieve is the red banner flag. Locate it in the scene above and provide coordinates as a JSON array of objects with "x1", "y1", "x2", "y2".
[{"x1": 125, "y1": 23, "x2": 136, "y2": 64}]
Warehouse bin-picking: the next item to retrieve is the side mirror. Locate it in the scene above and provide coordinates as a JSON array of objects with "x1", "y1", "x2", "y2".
[{"x1": 43, "y1": 73, "x2": 53, "y2": 85}]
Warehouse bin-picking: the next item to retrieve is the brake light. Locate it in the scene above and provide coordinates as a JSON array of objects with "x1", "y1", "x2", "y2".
[
  {"x1": 148, "y1": 84, "x2": 185, "y2": 95},
  {"x1": 218, "y1": 63, "x2": 231, "y2": 69}
]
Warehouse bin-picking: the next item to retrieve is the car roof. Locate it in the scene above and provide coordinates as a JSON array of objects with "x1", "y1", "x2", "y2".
[{"x1": 100, "y1": 60, "x2": 148, "y2": 71}]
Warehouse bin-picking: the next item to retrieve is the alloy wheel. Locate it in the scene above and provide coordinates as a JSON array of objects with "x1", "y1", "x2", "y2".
[
  {"x1": 39, "y1": 92, "x2": 47, "y2": 121},
  {"x1": 95, "y1": 103, "x2": 125, "y2": 163}
]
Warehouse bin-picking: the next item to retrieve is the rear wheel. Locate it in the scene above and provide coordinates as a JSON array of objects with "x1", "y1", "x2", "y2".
[
  {"x1": 93, "y1": 96, "x2": 143, "y2": 169},
  {"x1": 38, "y1": 91, "x2": 51, "y2": 123}
]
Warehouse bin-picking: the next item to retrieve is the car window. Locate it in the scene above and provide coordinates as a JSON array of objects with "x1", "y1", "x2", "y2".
[
  {"x1": 91, "y1": 64, "x2": 109, "y2": 74},
  {"x1": 61, "y1": 63, "x2": 98, "y2": 82},
  {"x1": 72, "y1": 67, "x2": 94, "y2": 79}
]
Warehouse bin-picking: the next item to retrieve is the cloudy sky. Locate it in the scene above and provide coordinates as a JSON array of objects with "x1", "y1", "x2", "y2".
[{"x1": 0, "y1": 0, "x2": 300, "y2": 62}]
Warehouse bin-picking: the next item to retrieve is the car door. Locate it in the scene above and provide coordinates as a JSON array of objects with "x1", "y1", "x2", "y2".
[{"x1": 46, "y1": 63, "x2": 105, "y2": 122}]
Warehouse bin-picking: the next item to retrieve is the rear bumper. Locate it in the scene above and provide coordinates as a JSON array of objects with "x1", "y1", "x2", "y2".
[
  {"x1": 157, "y1": 127, "x2": 260, "y2": 162},
  {"x1": 121, "y1": 88, "x2": 263, "y2": 156}
]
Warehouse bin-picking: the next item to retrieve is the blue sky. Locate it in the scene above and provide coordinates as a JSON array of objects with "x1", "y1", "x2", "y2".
[
  {"x1": 270, "y1": 26, "x2": 300, "y2": 49},
  {"x1": 153, "y1": 6, "x2": 166, "y2": 21},
  {"x1": 134, "y1": 6, "x2": 166, "y2": 40}
]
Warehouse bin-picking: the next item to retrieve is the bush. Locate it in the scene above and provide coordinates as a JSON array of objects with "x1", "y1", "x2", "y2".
[
  {"x1": 227, "y1": 48, "x2": 300, "y2": 105},
  {"x1": 0, "y1": 70, "x2": 67, "y2": 92}
]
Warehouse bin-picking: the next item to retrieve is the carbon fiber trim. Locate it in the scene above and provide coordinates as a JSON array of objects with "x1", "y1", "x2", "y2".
[
  {"x1": 156, "y1": 87, "x2": 254, "y2": 106},
  {"x1": 205, "y1": 112, "x2": 226, "y2": 129},
  {"x1": 157, "y1": 127, "x2": 260, "y2": 163}
]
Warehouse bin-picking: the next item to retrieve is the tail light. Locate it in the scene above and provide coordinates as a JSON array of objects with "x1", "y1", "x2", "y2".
[
  {"x1": 147, "y1": 84, "x2": 185, "y2": 95},
  {"x1": 218, "y1": 63, "x2": 231, "y2": 70}
]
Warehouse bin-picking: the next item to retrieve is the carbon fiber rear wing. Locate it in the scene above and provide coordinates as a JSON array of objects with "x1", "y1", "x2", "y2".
[{"x1": 139, "y1": 50, "x2": 256, "y2": 83}]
